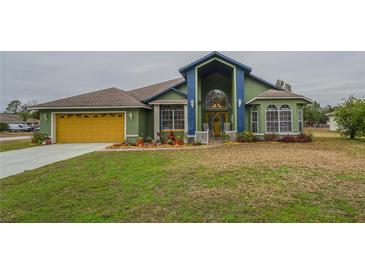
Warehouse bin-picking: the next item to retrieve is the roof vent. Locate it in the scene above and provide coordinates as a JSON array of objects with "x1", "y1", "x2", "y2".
[{"x1": 276, "y1": 79, "x2": 292, "y2": 92}]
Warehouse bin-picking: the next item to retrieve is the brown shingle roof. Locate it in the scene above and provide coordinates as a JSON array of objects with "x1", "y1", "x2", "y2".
[
  {"x1": 247, "y1": 89, "x2": 313, "y2": 103},
  {"x1": 127, "y1": 78, "x2": 186, "y2": 101},
  {"x1": 31, "y1": 87, "x2": 150, "y2": 109}
]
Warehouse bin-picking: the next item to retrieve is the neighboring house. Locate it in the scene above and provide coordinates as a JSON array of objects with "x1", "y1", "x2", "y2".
[
  {"x1": 327, "y1": 112, "x2": 338, "y2": 131},
  {"x1": 0, "y1": 113, "x2": 39, "y2": 125},
  {"x1": 31, "y1": 52, "x2": 313, "y2": 143}
]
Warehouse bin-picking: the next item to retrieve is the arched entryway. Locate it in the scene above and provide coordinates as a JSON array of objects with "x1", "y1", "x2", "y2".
[
  {"x1": 204, "y1": 89, "x2": 229, "y2": 136},
  {"x1": 198, "y1": 59, "x2": 234, "y2": 136}
]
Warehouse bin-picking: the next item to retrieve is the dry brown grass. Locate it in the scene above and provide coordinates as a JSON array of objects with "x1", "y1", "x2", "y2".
[
  {"x1": 1, "y1": 128, "x2": 364, "y2": 222},
  {"x1": 169, "y1": 137, "x2": 365, "y2": 173},
  {"x1": 0, "y1": 132, "x2": 32, "y2": 137}
]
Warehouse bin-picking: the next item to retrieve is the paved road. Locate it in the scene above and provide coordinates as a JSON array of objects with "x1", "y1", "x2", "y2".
[
  {"x1": 0, "y1": 136, "x2": 31, "y2": 141},
  {"x1": 0, "y1": 143, "x2": 110, "y2": 179}
]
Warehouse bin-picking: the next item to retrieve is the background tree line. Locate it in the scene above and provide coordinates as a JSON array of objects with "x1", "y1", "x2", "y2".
[
  {"x1": 303, "y1": 101, "x2": 335, "y2": 126},
  {"x1": 4, "y1": 99, "x2": 40, "y2": 121}
]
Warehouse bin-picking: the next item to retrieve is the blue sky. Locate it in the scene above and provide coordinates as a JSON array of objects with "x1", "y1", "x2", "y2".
[{"x1": 1, "y1": 51, "x2": 364, "y2": 110}]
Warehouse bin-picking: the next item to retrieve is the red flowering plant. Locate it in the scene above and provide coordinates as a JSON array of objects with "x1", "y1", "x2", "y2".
[
  {"x1": 167, "y1": 131, "x2": 176, "y2": 141},
  {"x1": 136, "y1": 136, "x2": 144, "y2": 147}
]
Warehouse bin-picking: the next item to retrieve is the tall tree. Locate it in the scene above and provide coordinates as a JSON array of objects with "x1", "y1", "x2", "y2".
[
  {"x1": 304, "y1": 101, "x2": 328, "y2": 125},
  {"x1": 5, "y1": 100, "x2": 21, "y2": 114},
  {"x1": 335, "y1": 96, "x2": 365, "y2": 139}
]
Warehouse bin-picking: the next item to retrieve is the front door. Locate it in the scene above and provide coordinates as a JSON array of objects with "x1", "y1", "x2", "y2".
[
  {"x1": 205, "y1": 112, "x2": 228, "y2": 137},
  {"x1": 213, "y1": 114, "x2": 221, "y2": 136}
]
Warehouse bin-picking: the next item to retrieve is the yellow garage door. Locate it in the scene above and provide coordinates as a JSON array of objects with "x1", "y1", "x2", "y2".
[{"x1": 56, "y1": 113, "x2": 125, "y2": 143}]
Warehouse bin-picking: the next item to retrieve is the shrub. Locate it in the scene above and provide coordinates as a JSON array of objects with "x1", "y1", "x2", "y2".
[
  {"x1": 145, "y1": 136, "x2": 153, "y2": 143},
  {"x1": 236, "y1": 131, "x2": 255, "y2": 142},
  {"x1": 186, "y1": 136, "x2": 195, "y2": 144},
  {"x1": 264, "y1": 133, "x2": 279, "y2": 141},
  {"x1": 280, "y1": 135, "x2": 296, "y2": 143},
  {"x1": 167, "y1": 131, "x2": 176, "y2": 141},
  {"x1": 193, "y1": 141, "x2": 202, "y2": 146},
  {"x1": 0, "y1": 123, "x2": 9, "y2": 132},
  {"x1": 296, "y1": 132, "x2": 313, "y2": 143},
  {"x1": 278, "y1": 132, "x2": 313, "y2": 143},
  {"x1": 32, "y1": 132, "x2": 48, "y2": 144}
]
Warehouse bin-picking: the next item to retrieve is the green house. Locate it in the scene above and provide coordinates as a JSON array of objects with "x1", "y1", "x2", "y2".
[{"x1": 31, "y1": 52, "x2": 313, "y2": 143}]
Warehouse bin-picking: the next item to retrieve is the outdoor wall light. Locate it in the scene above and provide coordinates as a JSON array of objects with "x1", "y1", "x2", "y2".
[
  {"x1": 129, "y1": 112, "x2": 133, "y2": 120},
  {"x1": 190, "y1": 100, "x2": 195, "y2": 109},
  {"x1": 238, "y1": 99, "x2": 242, "y2": 108},
  {"x1": 42, "y1": 113, "x2": 48, "y2": 122}
]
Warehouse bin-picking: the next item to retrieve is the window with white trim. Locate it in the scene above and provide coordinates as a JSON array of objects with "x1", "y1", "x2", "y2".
[
  {"x1": 298, "y1": 109, "x2": 303, "y2": 132},
  {"x1": 160, "y1": 105, "x2": 184, "y2": 130},
  {"x1": 251, "y1": 105, "x2": 258, "y2": 133},
  {"x1": 266, "y1": 105, "x2": 279, "y2": 133},
  {"x1": 279, "y1": 104, "x2": 292, "y2": 133}
]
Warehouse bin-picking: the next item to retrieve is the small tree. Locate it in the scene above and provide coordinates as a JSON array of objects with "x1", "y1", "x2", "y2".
[
  {"x1": 31, "y1": 110, "x2": 40, "y2": 120},
  {"x1": 5, "y1": 100, "x2": 21, "y2": 114},
  {"x1": 335, "y1": 96, "x2": 365, "y2": 139},
  {"x1": 19, "y1": 104, "x2": 31, "y2": 121}
]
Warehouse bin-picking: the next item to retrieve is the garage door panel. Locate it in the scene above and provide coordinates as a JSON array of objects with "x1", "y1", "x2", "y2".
[{"x1": 56, "y1": 113, "x2": 125, "y2": 143}]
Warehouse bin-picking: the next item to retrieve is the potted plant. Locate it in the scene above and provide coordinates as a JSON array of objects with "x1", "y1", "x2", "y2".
[
  {"x1": 45, "y1": 137, "x2": 52, "y2": 145},
  {"x1": 32, "y1": 131, "x2": 48, "y2": 145}
]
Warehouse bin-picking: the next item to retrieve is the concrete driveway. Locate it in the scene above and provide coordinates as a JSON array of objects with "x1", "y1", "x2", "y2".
[{"x1": 0, "y1": 143, "x2": 110, "y2": 179}]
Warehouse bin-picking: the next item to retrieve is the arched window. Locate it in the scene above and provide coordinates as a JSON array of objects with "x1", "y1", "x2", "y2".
[
  {"x1": 266, "y1": 105, "x2": 279, "y2": 133},
  {"x1": 279, "y1": 104, "x2": 292, "y2": 133},
  {"x1": 205, "y1": 90, "x2": 228, "y2": 110},
  {"x1": 251, "y1": 105, "x2": 258, "y2": 133}
]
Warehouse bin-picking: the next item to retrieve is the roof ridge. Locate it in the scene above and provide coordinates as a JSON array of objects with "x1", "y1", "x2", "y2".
[{"x1": 32, "y1": 87, "x2": 127, "y2": 107}]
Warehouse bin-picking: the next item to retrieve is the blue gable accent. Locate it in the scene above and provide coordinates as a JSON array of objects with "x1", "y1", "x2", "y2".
[
  {"x1": 236, "y1": 68, "x2": 245, "y2": 132},
  {"x1": 187, "y1": 69, "x2": 196, "y2": 135},
  {"x1": 179, "y1": 51, "x2": 252, "y2": 77}
]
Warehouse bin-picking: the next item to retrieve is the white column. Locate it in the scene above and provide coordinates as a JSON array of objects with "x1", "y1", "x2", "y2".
[
  {"x1": 184, "y1": 104, "x2": 188, "y2": 134},
  {"x1": 153, "y1": 105, "x2": 160, "y2": 138}
]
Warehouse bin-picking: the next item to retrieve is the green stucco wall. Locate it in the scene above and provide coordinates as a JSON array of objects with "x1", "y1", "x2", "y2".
[
  {"x1": 244, "y1": 76, "x2": 272, "y2": 102},
  {"x1": 153, "y1": 90, "x2": 186, "y2": 101},
  {"x1": 138, "y1": 108, "x2": 154, "y2": 138}
]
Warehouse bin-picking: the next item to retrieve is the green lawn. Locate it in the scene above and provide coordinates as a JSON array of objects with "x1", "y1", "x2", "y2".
[
  {"x1": 1, "y1": 130, "x2": 364, "y2": 222},
  {"x1": 0, "y1": 139, "x2": 38, "y2": 152}
]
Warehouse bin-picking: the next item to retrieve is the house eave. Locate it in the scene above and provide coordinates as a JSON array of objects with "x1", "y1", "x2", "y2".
[
  {"x1": 29, "y1": 105, "x2": 152, "y2": 110},
  {"x1": 246, "y1": 96, "x2": 314, "y2": 104},
  {"x1": 142, "y1": 81, "x2": 187, "y2": 103}
]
